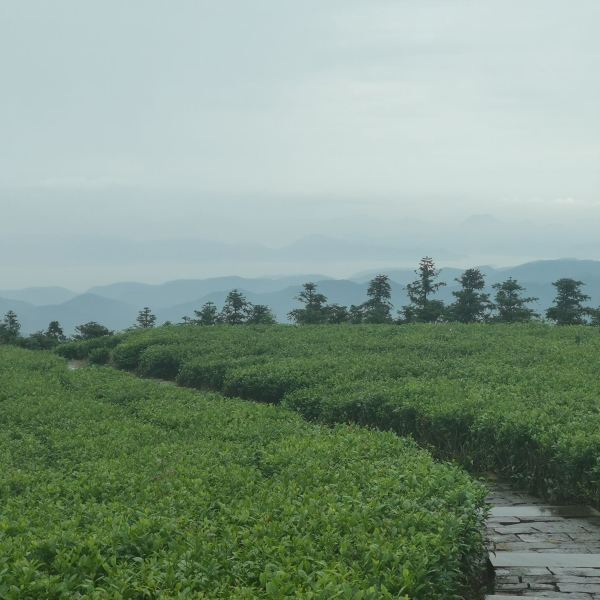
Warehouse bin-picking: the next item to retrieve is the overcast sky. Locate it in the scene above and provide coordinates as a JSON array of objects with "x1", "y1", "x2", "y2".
[{"x1": 1, "y1": 1, "x2": 599, "y2": 288}]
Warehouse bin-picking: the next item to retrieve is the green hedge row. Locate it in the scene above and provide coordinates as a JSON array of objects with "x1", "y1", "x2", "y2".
[
  {"x1": 0, "y1": 347, "x2": 486, "y2": 598},
  {"x1": 58, "y1": 323, "x2": 600, "y2": 505}
]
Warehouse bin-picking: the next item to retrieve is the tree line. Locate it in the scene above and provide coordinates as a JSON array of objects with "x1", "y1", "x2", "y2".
[{"x1": 1, "y1": 257, "x2": 599, "y2": 346}]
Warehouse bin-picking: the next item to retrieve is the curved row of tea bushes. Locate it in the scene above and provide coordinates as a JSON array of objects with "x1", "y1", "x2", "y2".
[
  {"x1": 57, "y1": 323, "x2": 600, "y2": 505},
  {"x1": 0, "y1": 347, "x2": 486, "y2": 598}
]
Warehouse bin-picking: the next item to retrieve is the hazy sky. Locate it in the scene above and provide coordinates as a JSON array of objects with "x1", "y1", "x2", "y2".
[{"x1": 1, "y1": 1, "x2": 599, "y2": 288}]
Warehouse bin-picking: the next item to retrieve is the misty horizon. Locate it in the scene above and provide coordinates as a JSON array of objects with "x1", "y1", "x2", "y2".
[{"x1": 2, "y1": 1, "x2": 599, "y2": 289}]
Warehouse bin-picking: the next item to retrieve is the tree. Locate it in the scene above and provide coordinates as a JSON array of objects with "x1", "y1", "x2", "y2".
[
  {"x1": 325, "y1": 304, "x2": 350, "y2": 324},
  {"x1": 46, "y1": 320, "x2": 66, "y2": 342},
  {"x1": 220, "y1": 290, "x2": 252, "y2": 325},
  {"x1": 363, "y1": 274, "x2": 393, "y2": 323},
  {"x1": 447, "y1": 268, "x2": 491, "y2": 323},
  {"x1": 0, "y1": 310, "x2": 21, "y2": 343},
  {"x1": 546, "y1": 279, "x2": 590, "y2": 325},
  {"x1": 74, "y1": 321, "x2": 113, "y2": 340},
  {"x1": 22, "y1": 331, "x2": 58, "y2": 350},
  {"x1": 590, "y1": 307, "x2": 600, "y2": 327},
  {"x1": 491, "y1": 278, "x2": 538, "y2": 323},
  {"x1": 348, "y1": 304, "x2": 365, "y2": 324},
  {"x1": 402, "y1": 257, "x2": 446, "y2": 323},
  {"x1": 288, "y1": 282, "x2": 328, "y2": 325},
  {"x1": 246, "y1": 304, "x2": 277, "y2": 325},
  {"x1": 136, "y1": 307, "x2": 157, "y2": 329},
  {"x1": 193, "y1": 301, "x2": 220, "y2": 326}
]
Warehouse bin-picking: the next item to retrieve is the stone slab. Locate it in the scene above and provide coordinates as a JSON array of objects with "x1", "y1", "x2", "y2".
[
  {"x1": 490, "y1": 552, "x2": 600, "y2": 568},
  {"x1": 491, "y1": 506, "x2": 600, "y2": 518}
]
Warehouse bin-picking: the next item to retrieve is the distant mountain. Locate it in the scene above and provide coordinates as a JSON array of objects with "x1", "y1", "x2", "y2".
[
  {"x1": 0, "y1": 294, "x2": 137, "y2": 335},
  {"x1": 3, "y1": 259, "x2": 600, "y2": 335},
  {"x1": 0, "y1": 286, "x2": 77, "y2": 305},
  {"x1": 87, "y1": 275, "x2": 330, "y2": 309}
]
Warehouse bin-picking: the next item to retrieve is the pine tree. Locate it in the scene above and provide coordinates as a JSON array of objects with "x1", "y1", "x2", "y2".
[
  {"x1": 448, "y1": 268, "x2": 491, "y2": 323},
  {"x1": 220, "y1": 290, "x2": 252, "y2": 325},
  {"x1": 288, "y1": 282, "x2": 328, "y2": 324},
  {"x1": 546, "y1": 279, "x2": 591, "y2": 325},
  {"x1": 193, "y1": 301, "x2": 220, "y2": 326},
  {"x1": 325, "y1": 304, "x2": 350, "y2": 324},
  {"x1": 0, "y1": 310, "x2": 21, "y2": 343},
  {"x1": 491, "y1": 278, "x2": 538, "y2": 323},
  {"x1": 402, "y1": 257, "x2": 446, "y2": 323},
  {"x1": 348, "y1": 304, "x2": 365, "y2": 324},
  {"x1": 136, "y1": 307, "x2": 157, "y2": 329},
  {"x1": 363, "y1": 274, "x2": 393, "y2": 323},
  {"x1": 46, "y1": 320, "x2": 66, "y2": 342},
  {"x1": 246, "y1": 304, "x2": 276, "y2": 325}
]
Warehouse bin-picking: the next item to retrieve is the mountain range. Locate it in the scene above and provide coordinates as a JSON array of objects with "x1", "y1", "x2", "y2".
[{"x1": 2, "y1": 259, "x2": 600, "y2": 335}]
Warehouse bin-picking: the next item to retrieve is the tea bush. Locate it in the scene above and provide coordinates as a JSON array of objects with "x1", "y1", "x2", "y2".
[
  {"x1": 64, "y1": 323, "x2": 600, "y2": 505},
  {"x1": 0, "y1": 346, "x2": 486, "y2": 598}
]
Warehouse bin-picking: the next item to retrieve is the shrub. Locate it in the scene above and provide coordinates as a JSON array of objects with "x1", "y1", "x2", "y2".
[
  {"x1": 88, "y1": 347, "x2": 110, "y2": 365},
  {"x1": 137, "y1": 345, "x2": 183, "y2": 380},
  {"x1": 99, "y1": 323, "x2": 600, "y2": 505},
  {"x1": 0, "y1": 346, "x2": 487, "y2": 598}
]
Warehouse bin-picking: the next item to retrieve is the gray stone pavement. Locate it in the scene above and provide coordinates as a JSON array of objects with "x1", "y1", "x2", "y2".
[{"x1": 485, "y1": 481, "x2": 600, "y2": 599}]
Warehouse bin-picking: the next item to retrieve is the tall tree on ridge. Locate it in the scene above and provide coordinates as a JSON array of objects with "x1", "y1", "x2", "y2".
[
  {"x1": 220, "y1": 290, "x2": 252, "y2": 325},
  {"x1": 0, "y1": 310, "x2": 21, "y2": 343},
  {"x1": 288, "y1": 282, "x2": 328, "y2": 324},
  {"x1": 363, "y1": 274, "x2": 393, "y2": 323},
  {"x1": 46, "y1": 320, "x2": 66, "y2": 342},
  {"x1": 402, "y1": 257, "x2": 446, "y2": 323},
  {"x1": 246, "y1": 304, "x2": 277, "y2": 325},
  {"x1": 448, "y1": 268, "x2": 491, "y2": 323},
  {"x1": 325, "y1": 304, "x2": 350, "y2": 324},
  {"x1": 546, "y1": 279, "x2": 590, "y2": 325},
  {"x1": 491, "y1": 278, "x2": 538, "y2": 323},
  {"x1": 193, "y1": 301, "x2": 220, "y2": 326},
  {"x1": 136, "y1": 307, "x2": 157, "y2": 329}
]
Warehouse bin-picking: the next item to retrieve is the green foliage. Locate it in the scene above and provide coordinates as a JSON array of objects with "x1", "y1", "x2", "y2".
[
  {"x1": 491, "y1": 278, "x2": 539, "y2": 323},
  {"x1": 363, "y1": 274, "x2": 394, "y2": 324},
  {"x1": 546, "y1": 278, "x2": 591, "y2": 325},
  {"x1": 80, "y1": 323, "x2": 600, "y2": 506},
  {"x1": 56, "y1": 334, "x2": 124, "y2": 360},
  {"x1": 246, "y1": 304, "x2": 277, "y2": 325},
  {"x1": 402, "y1": 257, "x2": 446, "y2": 323},
  {"x1": 220, "y1": 289, "x2": 252, "y2": 325},
  {"x1": 193, "y1": 300, "x2": 220, "y2": 325},
  {"x1": 288, "y1": 282, "x2": 329, "y2": 324},
  {"x1": 88, "y1": 346, "x2": 111, "y2": 365},
  {"x1": 74, "y1": 321, "x2": 113, "y2": 340},
  {"x1": 0, "y1": 310, "x2": 20, "y2": 344},
  {"x1": 447, "y1": 269, "x2": 491, "y2": 323},
  {"x1": 0, "y1": 346, "x2": 486, "y2": 598},
  {"x1": 137, "y1": 345, "x2": 185, "y2": 379},
  {"x1": 136, "y1": 306, "x2": 157, "y2": 329}
]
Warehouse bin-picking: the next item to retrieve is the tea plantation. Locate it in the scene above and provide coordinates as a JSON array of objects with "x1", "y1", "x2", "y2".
[
  {"x1": 0, "y1": 347, "x2": 486, "y2": 598},
  {"x1": 60, "y1": 323, "x2": 600, "y2": 506}
]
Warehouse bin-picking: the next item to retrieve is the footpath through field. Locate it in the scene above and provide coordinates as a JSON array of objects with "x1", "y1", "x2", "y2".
[{"x1": 486, "y1": 481, "x2": 600, "y2": 599}]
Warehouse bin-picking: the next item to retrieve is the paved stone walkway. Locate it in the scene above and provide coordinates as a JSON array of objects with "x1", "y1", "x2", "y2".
[{"x1": 485, "y1": 481, "x2": 600, "y2": 599}]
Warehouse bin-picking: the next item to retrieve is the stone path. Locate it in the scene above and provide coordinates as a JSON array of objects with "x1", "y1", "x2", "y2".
[{"x1": 485, "y1": 481, "x2": 600, "y2": 599}]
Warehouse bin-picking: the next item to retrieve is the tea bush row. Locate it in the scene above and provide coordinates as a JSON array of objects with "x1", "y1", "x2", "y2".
[
  {"x1": 0, "y1": 346, "x2": 486, "y2": 598},
  {"x1": 59, "y1": 323, "x2": 600, "y2": 505}
]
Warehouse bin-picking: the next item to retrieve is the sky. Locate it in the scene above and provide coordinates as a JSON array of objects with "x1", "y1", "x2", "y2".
[{"x1": 1, "y1": 1, "x2": 599, "y2": 289}]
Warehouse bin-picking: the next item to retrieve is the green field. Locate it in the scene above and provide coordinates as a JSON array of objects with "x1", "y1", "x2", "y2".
[
  {"x1": 60, "y1": 323, "x2": 600, "y2": 506},
  {"x1": 0, "y1": 346, "x2": 485, "y2": 598}
]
